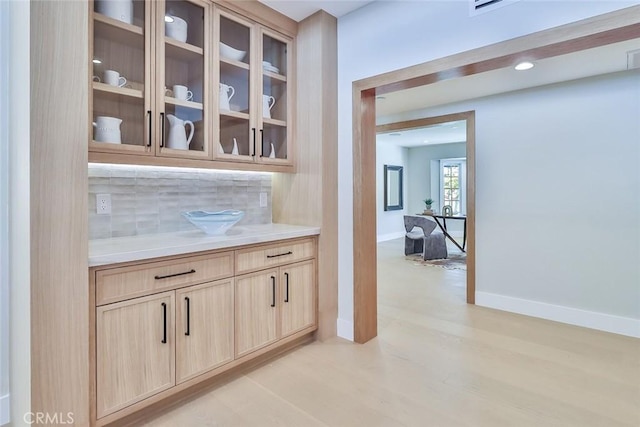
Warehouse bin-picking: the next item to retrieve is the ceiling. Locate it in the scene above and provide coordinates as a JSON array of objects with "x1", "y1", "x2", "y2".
[
  {"x1": 259, "y1": 0, "x2": 373, "y2": 21},
  {"x1": 377, "y1": 120, "x2": 467, "y2": 148},
  {"x1": 377, "y1": 38, "x2": 640, "y2": 147}
]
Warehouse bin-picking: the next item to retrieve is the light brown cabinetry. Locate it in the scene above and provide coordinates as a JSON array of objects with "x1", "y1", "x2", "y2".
[
  {"x1": 89, "y1": 0, "x2": 295, "y2": 171},
  {"x1": 96, "y1": 291, "x2": 175, "y2": 418},
  {"x1": 90, "y1": 237, "x2": 316, "y2": 425},
  {"x1": 235, "y1": 257, "x2": 315, "y2": 358},
  {"x1": 175, "y1": 280, "x2": 234, "y2": 383}
]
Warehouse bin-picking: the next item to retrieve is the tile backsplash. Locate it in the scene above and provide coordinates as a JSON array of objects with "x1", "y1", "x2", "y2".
[{"x1": 89, "y1": 164, "x2": 272, "y2": 239}]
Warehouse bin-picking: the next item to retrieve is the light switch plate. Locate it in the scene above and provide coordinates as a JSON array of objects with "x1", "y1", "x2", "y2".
[
  {"x1": 259, "y1": 192, "x2": 268, "y2": 208},
  {"x1": 96, "y1": 194, "x2": 112, "y2": 215}
]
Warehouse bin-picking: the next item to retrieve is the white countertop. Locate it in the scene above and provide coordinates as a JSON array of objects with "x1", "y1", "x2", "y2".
[{"x1": 89, "y1": 223, "x2": 320, "y2": 267}]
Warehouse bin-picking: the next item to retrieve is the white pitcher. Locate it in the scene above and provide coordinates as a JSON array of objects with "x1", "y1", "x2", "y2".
[
  {"x1": 166, "y1": 114, "x2": 194, "y2": 150},
  {"x1": 219, "y1": 83, "x2": 235, "y2": 110},
  {"x1": 262, "y1": 95, "x2": 275, "y2": 119},
  {"x1": 93, "y1": 116, "x2": 122, "y2": 144}
]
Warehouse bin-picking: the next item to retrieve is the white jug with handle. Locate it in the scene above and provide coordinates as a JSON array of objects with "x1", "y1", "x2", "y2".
[
  {"x1": 93, "y1": 116, "x2": 123, "y2": 144},
  {"x1": 262, "y1": 95, "x2": 275, "y2": 119},
  {"x1": 166, "y1": 114, "x2": 194, "y2": 150},
  {"x1": 219, "y1": 83, "x2": 235, "y2": 110}
]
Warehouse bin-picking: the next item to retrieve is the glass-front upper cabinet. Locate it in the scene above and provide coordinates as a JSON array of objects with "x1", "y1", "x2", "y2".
[
  {"x1": 157, "y1": 0, "x2": 210, "y2": 159},
  {"x1": 258, "y1": 29, "x2": 292, "y2": 164},
  {"x1": 91, "y1": 0, "x2": 153, "y2": 155},
  {"x1": 214, "y1": 9, "x2": 254, "y2": 162}
]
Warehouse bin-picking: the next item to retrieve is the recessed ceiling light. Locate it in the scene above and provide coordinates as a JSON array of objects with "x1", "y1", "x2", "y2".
[
  {"x1": 165, "y1": 15, "x2": 175, "y2": 23},
  {"x1": 422, "y1": 139, "x2": 430, "y2": 144},
  {"x1": 515, "y1": 61, "x2": 534, "y2": 71},
  {"x1": 389, "y1": 133, "x2": 401, "y2": 136},
  {"x1": 376, "y1": 96, "x2": 386, "y2": 100},
  {"x1": 92, "y1": 58, "x2": 102, "y2": 64}
]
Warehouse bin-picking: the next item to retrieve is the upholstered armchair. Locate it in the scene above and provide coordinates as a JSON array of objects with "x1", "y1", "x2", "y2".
[{"x1": 404, "y1": 215, "x2": 448, "y2": 260}]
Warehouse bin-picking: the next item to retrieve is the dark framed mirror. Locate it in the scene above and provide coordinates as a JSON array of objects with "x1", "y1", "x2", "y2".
[{"x1": 384, "y1": 164, "x2": 403, "y2": 211}]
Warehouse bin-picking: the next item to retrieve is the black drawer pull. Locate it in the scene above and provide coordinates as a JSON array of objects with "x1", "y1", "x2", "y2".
[
  {"x1": 185, "y1": 297, "x2": 190, "y2": 336},
  {"x1": 154, "y1": 269, "x2": 196, "y2": 280},
  {"x1": 284, "y1": 272, "x2": 289, "y2": 303},
  {"x1": 270, "y1": 276, "x2": 276, "y2": 307},
  {"x1": 266, "y1": 251, "x2": 292, "y2": 259},
  {"x1": 161, "y1": 302, "x2": 167, "y2": 344}
]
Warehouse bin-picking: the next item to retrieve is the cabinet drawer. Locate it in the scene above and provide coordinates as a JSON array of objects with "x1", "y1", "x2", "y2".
[
  {"x1": 96, "y1": 252, "x2": 234, "y2": 305},
  {"x1": 235, "y1": 238, "x2": 315, "y2": 275}
]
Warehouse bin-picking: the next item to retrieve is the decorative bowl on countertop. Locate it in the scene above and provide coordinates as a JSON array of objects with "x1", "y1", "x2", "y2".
[
  {"x1": 220, "y1": 42, "x2": 246, "y2": 62},
  {"x1": 182, "y1": 210, "x2": 244, "y2": 235}
]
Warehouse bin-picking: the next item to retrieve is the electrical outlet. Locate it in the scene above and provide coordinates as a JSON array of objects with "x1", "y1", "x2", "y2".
[
  {"x1": 260, "y1": 192, "x2": 268, "y2": 208},
  {"x1": 96, "y1": 194, "x2": 112, "y2": 215}
]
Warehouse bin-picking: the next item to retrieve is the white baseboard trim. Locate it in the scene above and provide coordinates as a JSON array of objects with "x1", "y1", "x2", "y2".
[
  {"x1": 476, "y1": 292, "x2": 640, "y2": 338},
  {"x1": 337, "y1": 318, "x2": 354, "y2": 341},
  {"x1": 377, "y1": 232, "x2": 404, "y2": 243},
  {"x1": 0, "y1": 393, "x2": 9, "y2": 425}
]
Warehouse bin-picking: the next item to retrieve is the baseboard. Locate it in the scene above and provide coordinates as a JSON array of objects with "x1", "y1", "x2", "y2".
[
  {"x1": 476, "y1": 292, "x2": 640, "y2": 338},
  {"x1": 0, "y1": 393, "x2": 9, "y2": 425},
  {"x1": 337, "y1": 318, "x2": 354, "y2": 341},
  {"x1": 377, "y1": 232, "x2": 404, "y2": 243}
]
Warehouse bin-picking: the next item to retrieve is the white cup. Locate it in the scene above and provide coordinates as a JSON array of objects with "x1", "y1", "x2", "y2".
[
  {"x1": 95, "y1": 0, "x2": 133, "y2": 25},
  {"x1": 104, "y1": 70, "x2": 127, "y2": 87},
  {"x1": 173, "y1": 85, "x2": 193, "y2": 101}
]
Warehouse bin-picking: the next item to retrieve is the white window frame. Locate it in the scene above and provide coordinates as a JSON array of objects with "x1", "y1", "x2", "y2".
[{"x1": 439, "y1": 158, "x2": 466, "y2": 216}]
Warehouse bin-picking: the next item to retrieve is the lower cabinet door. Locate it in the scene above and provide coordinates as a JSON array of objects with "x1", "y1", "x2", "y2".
[
  {"x1": 280, "y1": 260, "x2": 316, "y2": 337},
  {"x1": 176, "y1": 279, "x2": 234, "y2": 383},
  {"x1": 96, "y1": 291, "x2": 175, "y2": 418},
  {"x1": 235, "y1": 269, "x2": 279, "y2": 357}
]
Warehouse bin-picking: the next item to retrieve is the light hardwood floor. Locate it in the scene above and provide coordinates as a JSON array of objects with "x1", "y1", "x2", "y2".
[{"x1": 141, "y1": 238, "x2": 640, "y2": 426}]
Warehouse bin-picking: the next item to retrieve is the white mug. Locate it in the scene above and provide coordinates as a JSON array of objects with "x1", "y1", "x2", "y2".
[
  {"x1": 95, "y1": 0, "x2": 133, "y2": 24},
  {"x1": 262, "y1": 95, "x2": 275, "y2": 119},
  {"x1": 104, "y1": 70, "x2": 127, "y2": 87},
  {"x1": 173, "y1": 85, "x2": 193, "y2": 101}
]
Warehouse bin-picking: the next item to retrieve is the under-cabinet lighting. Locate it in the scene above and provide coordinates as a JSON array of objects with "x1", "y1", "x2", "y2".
[
  {"x1": 92, "y1": 58, "x2": 102, "y2": 64},
  {"x1": 164, "y1": 15, "x2": 174, "y2": 23},
  {"x1": 88, "y1": 163, "x2": 272, "y2": 176},
  {"x1": 515, "y1": 61, "x2": 534, "y2": 71}
]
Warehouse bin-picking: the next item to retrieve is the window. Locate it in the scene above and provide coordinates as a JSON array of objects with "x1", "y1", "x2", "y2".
[{"x1": 440, "y1": 159, "x2": 466, "y2": 216}]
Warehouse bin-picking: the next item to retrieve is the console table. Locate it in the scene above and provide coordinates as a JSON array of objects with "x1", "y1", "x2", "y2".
[{"x1": 418, "y1": 213, "x2": 467, "y2": 253}]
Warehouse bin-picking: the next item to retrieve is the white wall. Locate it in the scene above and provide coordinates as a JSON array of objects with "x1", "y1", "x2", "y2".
[
  {"x1": 0, "y1": 0, "x2": 9, "y2": 424},
  {"x1": 376, "y1": 142, "x2": 409, "y2": 241},
  {"x1": 336, "y1": 0, "x2": 638, "y2": 338},
  {"x1": 9, "y1": 0, "x2": 31, "y2": 425}
]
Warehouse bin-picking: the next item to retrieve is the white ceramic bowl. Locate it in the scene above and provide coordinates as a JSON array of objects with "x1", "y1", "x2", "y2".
[
  {"x1": 182, "y1": 210, "x2": 244, "y2": 235},
  {"x1": 220, "y1": 42, "x2": 246, "y2": 61}
]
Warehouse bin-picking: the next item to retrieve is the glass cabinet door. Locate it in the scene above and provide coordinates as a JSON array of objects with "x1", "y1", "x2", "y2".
[
  {"x1": 259, "y1": 29, "x2": 291, "y2": 164},
  {"x1": 91, "y1": 0, "x2": 152, "y2": 155},
  {"x1": 157, "y1": 0, "x2": 210, "y2": 159},
  {"x1": 215, "y1": 10, "x2": 254, "y2": 162}
]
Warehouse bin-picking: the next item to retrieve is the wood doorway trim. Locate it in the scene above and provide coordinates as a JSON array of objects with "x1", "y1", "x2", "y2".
[
  {"x1": 352, "y1": 6, "x2": 640, "y2": 344},
  {"x1": 376, "y1": 111, "x2": 476, "y2": 302}
]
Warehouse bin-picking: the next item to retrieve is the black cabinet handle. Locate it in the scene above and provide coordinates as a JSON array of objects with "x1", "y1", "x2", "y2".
[
  {"x1": 147, "y1": 110, "x2": 152, "y2": 147},
  {"x1": 266, "y1": 251, "x2": 292, "y2": 259},
  {"x1": 161, "y1": 302, "x2": 167, "y2": 344},
  {"x1": 154, "y1": 269, "x2": 196, "y2": 280},
  {"x1": 185, "y1": 297, "x2": 190, "y2": 336},
  {"x1": 251, "y1": 128, "x2": 256, "y2": 157},
  {"x1": 270, "y1": 276, "x2": 276, "y2": 307},
  {"x1": 284, "y1": 272, "x2": 289, "y2": 303},
  {"x1": 259, "y1": 129, "x2": 264, "y2": 157},
  {"x1": 160, "y1": 112, "x2": 165, "y2": 147}
]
